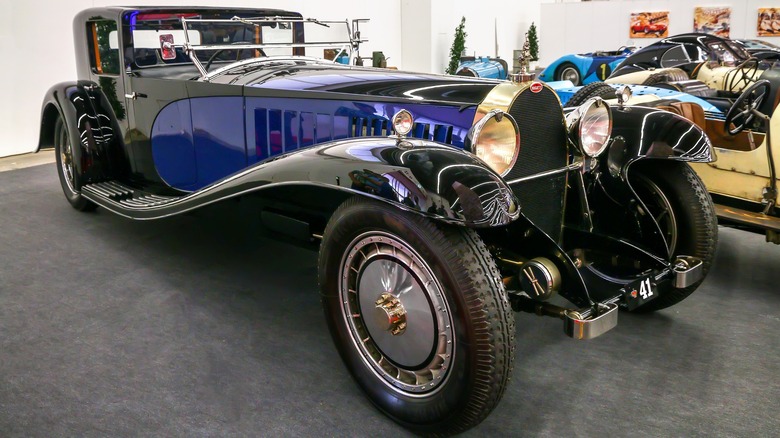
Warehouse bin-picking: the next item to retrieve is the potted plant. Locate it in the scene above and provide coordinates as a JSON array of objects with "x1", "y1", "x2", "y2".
[
  {"x1": 446, "y1": 17, "x2": 467, "y2": 75},
  {"x1": 527, "y1": 22, "x2": 539, "y2": 70}
]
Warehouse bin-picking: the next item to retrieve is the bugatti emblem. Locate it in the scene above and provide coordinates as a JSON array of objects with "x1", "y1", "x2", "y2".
[{"x1": 530, "y1": 82, "x2": 543, "y2": 93}]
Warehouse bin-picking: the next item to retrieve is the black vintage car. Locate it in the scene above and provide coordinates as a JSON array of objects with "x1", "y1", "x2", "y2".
[{"x1": 38, "y1": 7, "x2": 717, "y2": 435}]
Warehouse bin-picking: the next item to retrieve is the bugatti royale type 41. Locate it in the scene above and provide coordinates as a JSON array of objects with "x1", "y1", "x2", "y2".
[{"x1": 38, "y1": 7, "x2": 717, "y2": 435}]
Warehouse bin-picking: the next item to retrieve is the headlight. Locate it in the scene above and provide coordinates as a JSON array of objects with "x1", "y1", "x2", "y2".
[
  {"x1": 466, "y1": 110, "x2": 520, "y2": 176},
  {"x1": 571, "y1": 98, "x2": 612, "y2": 157}
]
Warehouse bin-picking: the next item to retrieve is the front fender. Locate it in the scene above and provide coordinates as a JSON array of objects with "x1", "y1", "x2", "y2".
[
  {"x1": 605, "y1": 105, "x2": 714, "y2": 178},
  {"x1": 93, "y1": 137, "x2": 521, "y2": 228},
  {"x1": 255, "y1": 138, "x2": 520, "y2": 227}
]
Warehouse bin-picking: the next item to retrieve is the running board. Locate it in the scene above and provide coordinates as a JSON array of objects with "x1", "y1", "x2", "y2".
[
  {"x1": 81, "y1": 181, "x2": 182, "y2": 218},
  {"x1": 715, "y1": 204, "x2": 780, "y2": 231}
]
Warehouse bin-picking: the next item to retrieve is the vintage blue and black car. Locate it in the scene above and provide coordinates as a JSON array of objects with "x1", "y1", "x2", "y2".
[
  {"x1": 538, "y1": 46, "x2": 637, "y2": 86},
  {"x1": 38, "y1": 7, "x2": 718, "y2": 434}
]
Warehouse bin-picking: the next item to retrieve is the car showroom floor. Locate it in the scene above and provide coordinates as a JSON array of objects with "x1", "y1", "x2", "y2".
[{"x1": 0, "y1": 154, "x2": 778, "y2": 437}]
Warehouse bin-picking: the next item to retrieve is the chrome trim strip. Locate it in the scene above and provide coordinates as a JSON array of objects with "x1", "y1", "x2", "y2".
[{"x1": 506, "y1": 162, "x2": 583, "y2": 185}]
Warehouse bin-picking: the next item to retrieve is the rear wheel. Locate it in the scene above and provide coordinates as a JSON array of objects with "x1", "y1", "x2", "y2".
[
  {"x1": 54, "y1": 116, "x2": 96, "y2": 212},
  {"x1": 555, "y1": 62, "x2": 581, "y2": 85},
  {"x1": 319, "y1": 197, "x2": 514, "y2": 435}
]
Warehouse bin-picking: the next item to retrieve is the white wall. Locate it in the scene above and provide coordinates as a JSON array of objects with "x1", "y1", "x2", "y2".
[
  {"x1": 540, "y1": 0, "x2": 780, "y2": 67},
  {"x1": 9, "y1": 1, "x2": 775, "y2": 156},
  {"x1": 427, "y1": 0, "x2": 545, "y2": 74},
  {"x1": 0, "y1": 0, "x2": 403, "y2": 158}
]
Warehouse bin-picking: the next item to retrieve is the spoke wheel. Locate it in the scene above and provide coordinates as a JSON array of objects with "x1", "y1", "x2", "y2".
[
  {"x1": 53, "y1": 116, "x2": 96, "y2": 211},
  {"x1": 583, "y1": 161, "x2": 717, "y2": 312},
  {"x1": 320, "y1": 197, "x2": 514, "y2": 435},
  {"x1": 633, "y1": 174, "x2": 678, "y2": 256}
]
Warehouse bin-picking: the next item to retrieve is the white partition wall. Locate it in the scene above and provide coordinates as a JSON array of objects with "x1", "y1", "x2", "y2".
[{"x1": 540, "y1": 0, "x2": 780, "y2": 67}]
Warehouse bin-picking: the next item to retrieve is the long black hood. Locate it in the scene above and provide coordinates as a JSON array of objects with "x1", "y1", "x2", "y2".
[{"x1": 206, "y1": 60, "x2": 500, "y2": 106}]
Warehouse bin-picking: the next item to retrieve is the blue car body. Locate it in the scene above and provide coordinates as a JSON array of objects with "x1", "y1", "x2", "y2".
[
  {"x1": 547, "y1": 81, "x2": 724, "y2": 116},
  {"x1": 538, "y1": 47, "x2": 636, "y2": 85}
]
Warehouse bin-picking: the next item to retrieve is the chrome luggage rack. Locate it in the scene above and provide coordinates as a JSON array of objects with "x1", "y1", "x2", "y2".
[{"x1": 178, "y1": 16, "x2": 369, "y2": 79}]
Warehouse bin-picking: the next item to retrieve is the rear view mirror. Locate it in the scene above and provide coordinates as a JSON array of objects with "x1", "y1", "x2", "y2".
[{"x1": 160, "y1": 34, "x2": 176, "y2": 60}]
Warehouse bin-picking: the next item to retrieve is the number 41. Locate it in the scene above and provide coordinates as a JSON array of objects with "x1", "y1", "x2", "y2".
[{"x1": 639, "y1": 278, "x2": 653, "y2": 299}]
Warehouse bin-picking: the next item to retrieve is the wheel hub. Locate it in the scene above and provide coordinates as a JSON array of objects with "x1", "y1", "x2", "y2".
[{"x1": 374, "y1": 293, "x2": 407, "y2": 335}]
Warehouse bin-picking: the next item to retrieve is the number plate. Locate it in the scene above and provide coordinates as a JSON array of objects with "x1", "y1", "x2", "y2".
[{"x1": 622, "y1": 275, "x2": 657, "y2": 310}]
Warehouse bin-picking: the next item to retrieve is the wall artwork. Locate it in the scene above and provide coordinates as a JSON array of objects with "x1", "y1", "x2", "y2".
[
  {"x1": 630, "y1": 11, "x2": 669, "y2": 38},
  {"x1": 758, "y1": 8, "x2": 780, "y2": 36},
  {"x1": 694, "y1": 7, "x2": 731, "y2": 38}
]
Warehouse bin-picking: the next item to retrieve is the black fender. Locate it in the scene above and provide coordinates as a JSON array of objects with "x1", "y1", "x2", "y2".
[
  {"x1": 604, "y1": 104, "x2": 713, "y2": 179},
  {"x1": 568, "y1": 105, "x2": 714, "y2": 261},
  {"x1": 83, "y1": 137, "x2": 521, "y2": 228},
  {"x1": 38, "y1": 81, "x2": 126, "y2": 188},
  {"x1": 594, "y1": 104, "x2": 713, "y2": 205}
]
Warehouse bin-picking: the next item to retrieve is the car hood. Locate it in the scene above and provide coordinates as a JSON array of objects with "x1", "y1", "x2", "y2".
[{"x1": 206, "y1": 59, "x2": 500, "y2": 106}]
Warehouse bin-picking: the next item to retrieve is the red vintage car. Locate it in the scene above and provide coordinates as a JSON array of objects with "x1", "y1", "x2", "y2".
[{"x1": 632, "y1": 20, "x2": 667, "y2": 34}]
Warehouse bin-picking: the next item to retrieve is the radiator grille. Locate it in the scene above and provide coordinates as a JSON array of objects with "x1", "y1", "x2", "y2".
[{"x1": 505, "y1": 85, "x2": 569, "y2": 241}]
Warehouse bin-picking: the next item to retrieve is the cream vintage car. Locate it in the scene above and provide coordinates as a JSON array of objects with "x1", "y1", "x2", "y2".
[{"x1": 560, "y1": 33, "x2": 780, "y2": 244}]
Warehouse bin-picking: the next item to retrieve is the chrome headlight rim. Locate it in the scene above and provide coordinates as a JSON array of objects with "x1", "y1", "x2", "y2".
[
  {"x1": 575, "y1": 97, "x2": 613, "y2": 158},
  {"x1": 467, "y1": 109, "x2": 521, "y2": 177}
]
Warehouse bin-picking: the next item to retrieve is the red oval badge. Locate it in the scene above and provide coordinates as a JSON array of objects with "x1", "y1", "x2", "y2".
[{"x1": 530, "y1": 82, "x2": 544, "y2": 93}]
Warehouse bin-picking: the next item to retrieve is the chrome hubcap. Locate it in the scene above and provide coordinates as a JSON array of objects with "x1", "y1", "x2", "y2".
[
  {"x1": 561, "y1": 67, "x2": 579, "y2": 83},
  {"x1": 340, "y1": 232, "x2": 454, "y2": 395}
]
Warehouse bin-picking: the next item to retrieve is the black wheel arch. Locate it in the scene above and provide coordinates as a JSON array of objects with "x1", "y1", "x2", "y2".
[{"x1": 38, "y1": 81, "x2": 127, "y2": 187}]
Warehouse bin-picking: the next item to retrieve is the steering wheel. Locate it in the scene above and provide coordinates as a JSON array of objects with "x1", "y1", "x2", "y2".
[
  {"x1": 724, "y1": 79, "x2": 770, "y2": 135},
  {"x1": 727, "y1": 58, "x2": 760, "y2": 92},
  {"x1": 205, "y1": 42, "x2": 267, "y2": 71}
]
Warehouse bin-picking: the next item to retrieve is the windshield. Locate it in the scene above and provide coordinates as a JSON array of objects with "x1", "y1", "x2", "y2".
[
  {"x1": 740, "y1": 39, "x2": 780, "y2": 50},
  {"x1": 705, "y1": 40, "x2": 750, "y2": 65},
  {"x1": 122, "y1": 11, "x2": 358, "y2": 70}
]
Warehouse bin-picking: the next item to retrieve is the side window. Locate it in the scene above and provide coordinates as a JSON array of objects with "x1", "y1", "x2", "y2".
[
  {"x1": 685, "y1": 45, "x2": 709, "y2": 63},
  {"x1": 659, "y1": 45, "x2": 690, "y2": 68},
  {"x1": 87, "y1": 20, "x2": 120, "y2": 75}
]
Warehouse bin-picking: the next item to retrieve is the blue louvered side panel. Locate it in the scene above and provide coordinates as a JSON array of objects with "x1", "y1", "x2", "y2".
[{"x1": 246, "y1": 98, "x2": 466, "y2": 165}]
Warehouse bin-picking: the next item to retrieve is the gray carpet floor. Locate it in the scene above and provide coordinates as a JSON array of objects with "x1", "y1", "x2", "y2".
[{"x1": 1, "y1": 163, "x2": 778, "y2": 437}]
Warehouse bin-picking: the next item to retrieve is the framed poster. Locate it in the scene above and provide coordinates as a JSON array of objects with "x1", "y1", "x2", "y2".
[
  {"x1": 630, "y1": 11, "x2": 669, "y2": 38},
  {"x1": 694, "y1": 7, "x2": 731, "y2": 38},
  {"x1": 758, "y1": 8, "x2": 780, "y2": 36}
]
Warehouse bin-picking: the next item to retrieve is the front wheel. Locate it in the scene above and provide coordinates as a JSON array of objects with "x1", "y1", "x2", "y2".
[
  {"x1": 319, "y1": 197, "x2": 515, "y2": 435},
  {"x1": 581, "y1": 161, "x2": 717, "y2": 312},
  {"x1": 628, "y1": 161, "x2": 717, "y2": 312},
  {"x1": 586, "y1": 161, "x2": 717, "y2": 312}
]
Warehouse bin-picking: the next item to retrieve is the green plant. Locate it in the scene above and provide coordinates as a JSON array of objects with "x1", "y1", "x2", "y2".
[
  {"x1": 528, "y1": 22, "x2": 539, "y2": 61},
  {"x1": 446, "y1": 17, "x2": 467, "y2": 75}
]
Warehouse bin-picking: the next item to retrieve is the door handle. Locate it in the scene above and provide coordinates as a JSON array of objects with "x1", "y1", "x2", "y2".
[{"x1": 124, "y1": 92, "x2": 147, "y2": 100}]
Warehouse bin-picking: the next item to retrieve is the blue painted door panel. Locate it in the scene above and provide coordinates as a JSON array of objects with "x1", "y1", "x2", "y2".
[{"x1": 153, "y1": 95, "x2": 477, "y2": 192}]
